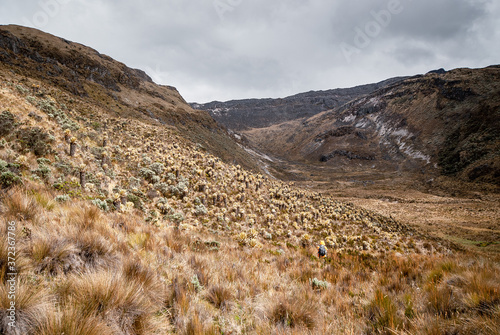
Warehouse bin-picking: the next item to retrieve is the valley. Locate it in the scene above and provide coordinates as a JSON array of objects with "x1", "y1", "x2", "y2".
[{"x1": 0, "y1": 25, "x2": 499, "y2": 335}]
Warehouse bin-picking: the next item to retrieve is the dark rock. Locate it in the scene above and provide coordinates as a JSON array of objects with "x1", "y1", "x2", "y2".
[{"x1": 427, "y1": 68, "x2": 446, "y2": 74}]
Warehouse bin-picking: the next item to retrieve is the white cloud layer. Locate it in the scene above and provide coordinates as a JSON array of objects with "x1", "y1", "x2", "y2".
[{"x1": 1, "y1": 0, "x2": 499, "y2": 102}]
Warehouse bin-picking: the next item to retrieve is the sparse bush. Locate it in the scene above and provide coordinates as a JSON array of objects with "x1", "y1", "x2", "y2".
[
  {"x1": 91, "y1": 199, "x2": 109, "y2": 211},
  {"x1": 35, "y1": 97, "x2": 79, "y2": 130},
  {"x1": 0, "y1": 110, "x2": 16, "y2": 137},
  {"x1": 310, "y1": 277, "x2": 329, "y2": 290},
  {"x1": 55, "y1": 194, "x2": 71, "y2": 203},
  {"x1": 0, "y1": 170, "x2": 21, "y2": 188},
  {"x1": 191, "y1": 275, "x2": 204, "y2": 293},
  {"x1": 17, "y1": 127, "x2": 53, "y2": 156}
]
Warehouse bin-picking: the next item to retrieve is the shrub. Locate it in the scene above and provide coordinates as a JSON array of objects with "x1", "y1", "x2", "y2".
[
  {"x1": 0, "y1": 170, "x2": 21, "y2": 188},
  {"x1": 310, "y1": 277, "x2": 329, "y2": 290},
  {"x1": 55, "y1": 194, "x2": 71, "y2": 203},
  {"x1": 194, "y1": 204, "x2": 208, "y2": 216},
  {"x1": 0, "y1": 110, "x2": 15, "y2": 137},
  {"x1": 127, "y1": 193, "x2": 143, "y2": 210},
  {"x1": 155, "y1": 182, "x2": 169, "y2": 196},
  {"x1": 149, "y1": 162, "x2": 165, "y2": 175},
  {"x1": 34, "y1": 162, "x2": 52, "y2": 180},
  {"x1": 139, "y1": 168, "x2": 156, "y2": 183},
  {"x1": 167, "y1": 212, "x2": 184, "y2": 224},
  {"x1": 17, "y1": 127, "x2": 52, "y2": 156},
  {"x1": 91, "y1": 199, "x2": 109, "y2": 211}
]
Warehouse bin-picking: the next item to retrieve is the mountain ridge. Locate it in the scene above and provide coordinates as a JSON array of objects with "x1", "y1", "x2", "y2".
[
  {"x1": 0, "y1": 24, "x2": 260, "y2": 171},
  {"x1": 232, "y1": 66, "x2": 500, "y2": 188},
  {"x1": 191, "y1": 76, "x2": 408, "y2": 130}
]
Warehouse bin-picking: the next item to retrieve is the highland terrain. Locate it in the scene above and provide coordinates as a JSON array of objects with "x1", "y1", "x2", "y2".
[{"x1": 0, "y1": 25, "x2": 499, "y2": 335}]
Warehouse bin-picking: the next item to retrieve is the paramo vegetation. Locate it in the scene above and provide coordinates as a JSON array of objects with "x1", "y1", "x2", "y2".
[{"x1": 1, "y1": 79, "x2": 499, "y2": 333}]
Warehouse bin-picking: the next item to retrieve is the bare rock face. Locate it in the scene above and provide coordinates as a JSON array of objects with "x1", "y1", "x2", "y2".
[
  {"x1": 191, "y1": 77, "x2": 407, "y2": 131},
  {"x1": 230, "y1": 67, "x2": 500, "y2": 186}
]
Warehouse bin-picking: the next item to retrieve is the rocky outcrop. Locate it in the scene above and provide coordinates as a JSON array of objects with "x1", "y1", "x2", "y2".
[
  {"x1": 240, "y1": 66, "x2": 500, "y2": 186},
  {"x1": 191, "y1": 77, "x2": 407, "y2": 130}
]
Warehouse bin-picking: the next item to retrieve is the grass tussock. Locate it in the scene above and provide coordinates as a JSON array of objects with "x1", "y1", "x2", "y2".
[
  {"x1": 1, "y1": 187, "x2": 40, "y2": 221},
  {"x1": 0, "y1": 280, "x2": 52, "y2": 335},
  {"x1": 205, "y1": 284, "x2": 233, "y2": 310},
  {"x1": 58, "y1": 270, "x2": 164, "y2": 335},
  {"x1": 268, "y1": 289, "x2": 318, "y2": 331},
  {"x1": 34, "y1": 307, "x2": 114, "y2": 335}
]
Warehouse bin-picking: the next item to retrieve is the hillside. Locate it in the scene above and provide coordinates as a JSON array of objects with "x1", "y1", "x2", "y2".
[
  {"x1": 0, "y1": 24, "x2": 259, "y2": 172},
  {"x1": 0, "y1": 26, "x2": 499, "y2": 335},
  {"x1": 191, "y1": 77, "x2": 407, "y2": 131},
  {"x1": 241, "y1": 66, "x2": 500, "y2": 187}
]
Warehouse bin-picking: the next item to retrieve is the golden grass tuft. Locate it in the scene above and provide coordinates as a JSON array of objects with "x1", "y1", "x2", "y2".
[
  {"x1": 34, "y1": 307, "x2": 114, "y2": 335},
  {"x1": 29, "y1": 232, "x2": 81, "y2": 276},
  {"x1": 59, "y1": 270, "x2": 162, "y2": 334},
  {"x1": 365, "y1": 289, "x2": 404, "y2": 334},
  {"x1": 1, "y1": 186, "x2": 40, "y2": 221},
  {"x1": 0, "y1": 280, "x2": 52, "y2": 335},
  {"x1": 268, "y1": 289, "x2": 318, "y2": 330},
  {"x1": 205, "y1": 284, "x2": 233, "y2": 310}
]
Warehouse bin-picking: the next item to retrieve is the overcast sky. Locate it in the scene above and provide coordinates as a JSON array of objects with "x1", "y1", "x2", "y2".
[{"x1": 1, "y1": 0, "x2": 499, "y2": 102}]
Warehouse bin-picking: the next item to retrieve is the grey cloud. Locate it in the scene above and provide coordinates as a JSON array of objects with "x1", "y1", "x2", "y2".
[{"x1": 0, "y1": 0, "x2": 498, "y2": 102}]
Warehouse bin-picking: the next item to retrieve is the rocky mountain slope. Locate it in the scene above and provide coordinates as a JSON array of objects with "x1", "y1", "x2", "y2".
[
  {"x1": 240, "y1": 67, "x2": 500, "y2": 187},
  {"x1": 0, "y1": 25, "x2": 499, "y2": 335},
  {"x1": 191, "y1": 77, "x2": 407, "y2": 131},
  {"x1": 0, "y1": 24, "x2": 259, "y2": 171}
]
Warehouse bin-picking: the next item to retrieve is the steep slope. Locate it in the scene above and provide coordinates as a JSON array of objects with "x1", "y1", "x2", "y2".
[
  {"x1": 1, "y1": 73, "x2": 499, "y2": 335},
  {"x1": 0, "y1": 24, "x2": 259, "y2": 171},
  {"x1": 0, "y1": 27, "x2": 499, "y2": 335},
  {"x1": 191, "y1": 77, "x2": 407, "y2": 131},
  {"x1": 242, "y1": 66, "x2": 500, "y2": 187}
]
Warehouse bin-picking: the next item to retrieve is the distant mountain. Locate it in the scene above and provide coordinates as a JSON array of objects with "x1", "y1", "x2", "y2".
[
  {"x1": 191, "y1": 77, "x2": 407, "y2": 131},
  {"x1": 240, "y1": 66, "x2": 500, "y2": 186}
]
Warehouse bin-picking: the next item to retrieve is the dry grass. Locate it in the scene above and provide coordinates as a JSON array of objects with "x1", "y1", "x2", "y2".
[
  {"x1": 0, "y1": 73, "x2": 498, "y2": 334},
  {"x1": 205, "y1": 284, "x2": 233, "y2": 310},
  {"x1": 0, "y1": 280, "x2": 52, "y2": 335},
  {"x1": 58, "y1": 270, "x2": 164, "y2": 334},
  {"x1": 1, "y1": 187, "x2": 40, "y2": 221},
  {"x1": 268, "y1": 289, "x2": 319, "y2": 331},
  {"x1": 34, "y1": 306, "x2": 114, "y2": 335}
]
